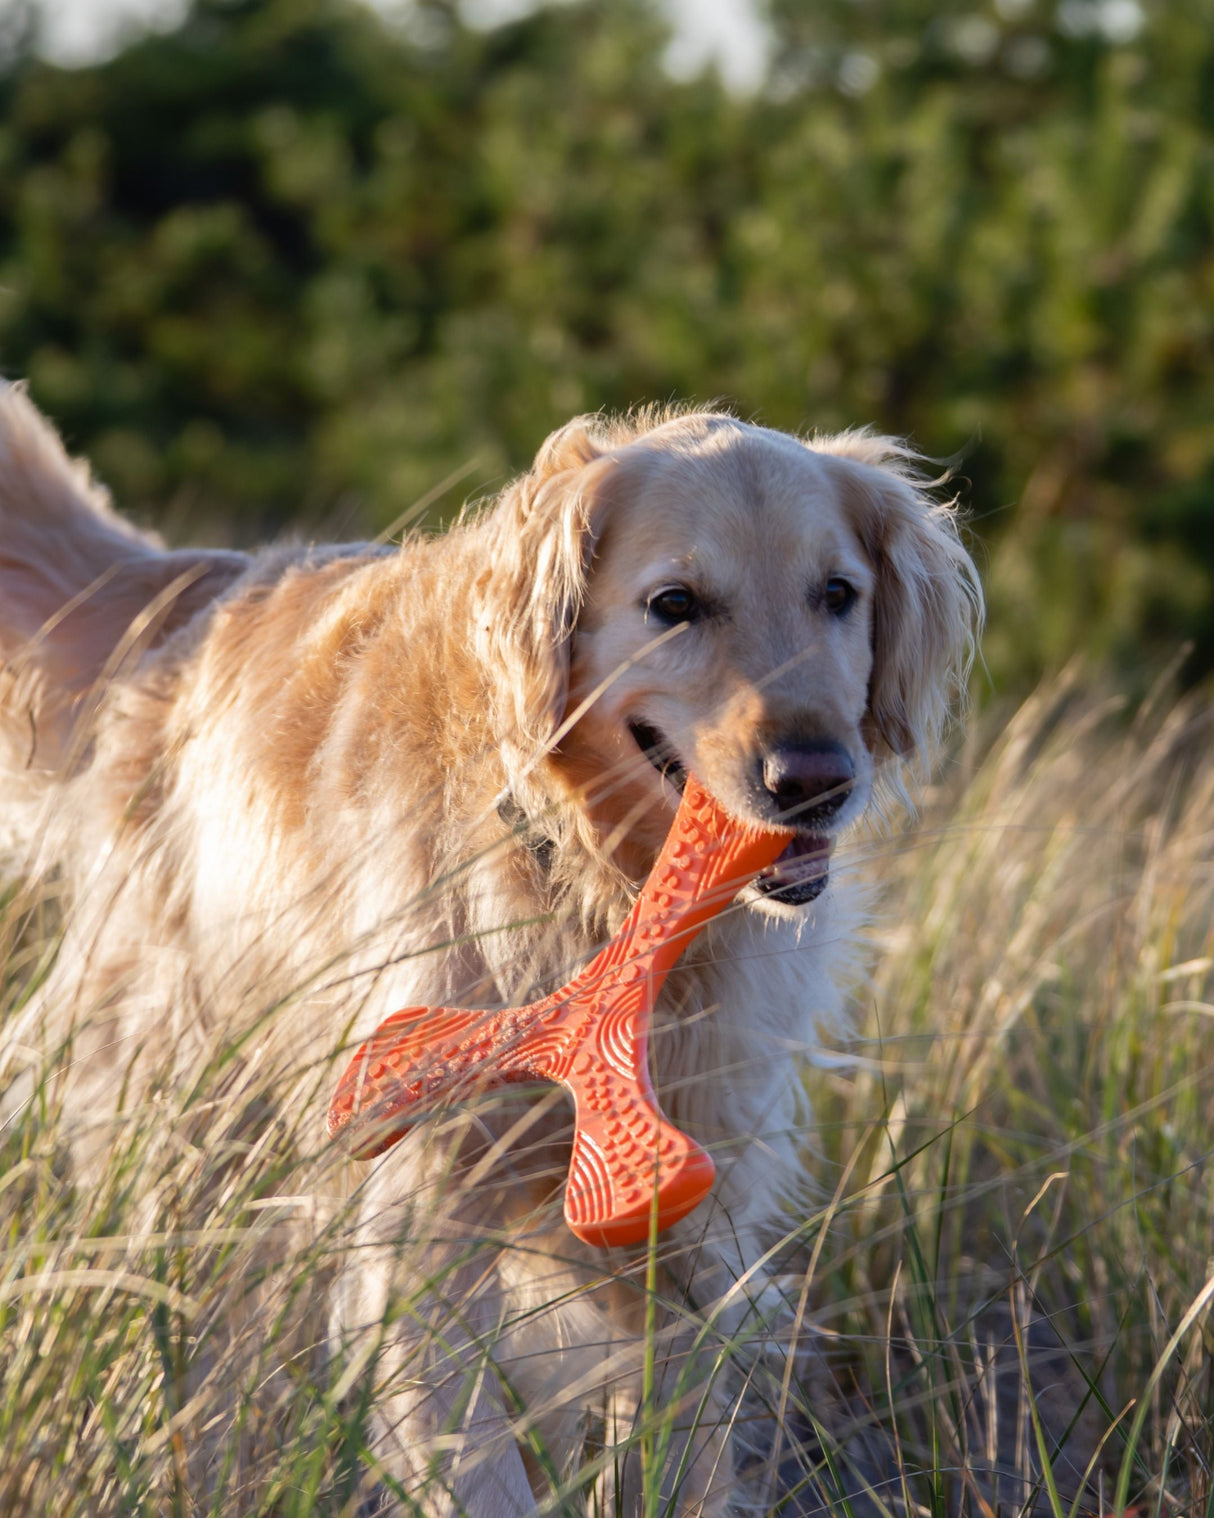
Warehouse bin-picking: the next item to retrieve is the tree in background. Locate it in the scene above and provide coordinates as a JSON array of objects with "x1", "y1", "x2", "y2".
[{"x1": 0, "y1": 0, "x2": 1211, "y2": 693}]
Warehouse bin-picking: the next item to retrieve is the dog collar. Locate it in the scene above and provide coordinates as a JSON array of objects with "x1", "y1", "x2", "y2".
[{"x1": 496, "y1": 791, "x2": 557, "y2": 873}]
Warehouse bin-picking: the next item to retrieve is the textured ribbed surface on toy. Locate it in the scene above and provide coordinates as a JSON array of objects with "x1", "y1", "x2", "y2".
[{"x1": 327, "y1": 776, "x2": 791, "y2": 1246}]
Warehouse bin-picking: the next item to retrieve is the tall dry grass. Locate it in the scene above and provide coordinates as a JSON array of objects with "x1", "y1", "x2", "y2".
[
  {"x1": 2, "y1": 671, "x2": 1212, "y2": 1515},
  {"x1": 810, "y1": 669, "x2": 1214, "y2": 1516}
]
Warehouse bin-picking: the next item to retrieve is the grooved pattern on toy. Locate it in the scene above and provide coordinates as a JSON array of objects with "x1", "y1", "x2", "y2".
[{"x1": 328, "y1": 777, "x2": 791, "y2": 1246}]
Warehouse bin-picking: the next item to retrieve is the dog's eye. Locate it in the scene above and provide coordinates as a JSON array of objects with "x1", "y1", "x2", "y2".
[
  {"x1": 823, "y1": 578, "x2": 857, "y2": 616},
  {"x1": 647, "y1": 586, "x2": 700, "y2": 624}
]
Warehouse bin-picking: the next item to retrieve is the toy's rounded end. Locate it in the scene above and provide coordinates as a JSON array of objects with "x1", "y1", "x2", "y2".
[
  {"x1": 564, "y1": 1134, "x2": 715, "y2": 1248},
  {"x1": 327, "y1": 1095, "x2": 414, "y2": 1160},
  {"x1": 327, "y1": 1004, "x2": 489, "y2": 1160}
]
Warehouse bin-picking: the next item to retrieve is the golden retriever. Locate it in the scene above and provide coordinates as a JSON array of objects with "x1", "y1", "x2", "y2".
[{"x1": 0, "y1": 384, "x2": 980, "y2": 1514}]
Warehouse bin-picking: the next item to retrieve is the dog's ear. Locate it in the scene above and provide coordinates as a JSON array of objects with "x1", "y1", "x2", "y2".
[
  {"x1": 828, "y1": 438, "x2": 983, "y2": 772},
  {"x1": 474, "y1": 416, "x2": 614, "y2": 763}
]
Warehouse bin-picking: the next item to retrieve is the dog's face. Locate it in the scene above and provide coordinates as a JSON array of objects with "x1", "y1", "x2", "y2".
[
  {"x1": 556, "y1": 424, "x2": 878, "y2": 907},
  {"x1": 485, "y1": 410, "x2": 978, "y2": 907}
]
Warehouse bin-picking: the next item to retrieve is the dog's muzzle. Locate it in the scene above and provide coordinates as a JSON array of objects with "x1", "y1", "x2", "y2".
[
  {"x1": 629, "y1": 722, "x2": 842, "y2": 906},
  {"x1": 751, "y1": 740, "x2": 853, "y2": 904}
]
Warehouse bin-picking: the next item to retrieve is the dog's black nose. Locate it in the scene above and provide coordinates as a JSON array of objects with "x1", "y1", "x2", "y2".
[{"x1": 761, "y1": 742, "x2": 855, "y2": 821}]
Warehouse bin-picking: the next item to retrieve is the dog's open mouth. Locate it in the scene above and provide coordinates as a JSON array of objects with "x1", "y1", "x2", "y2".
[
  {"x1": 628, "y1": 718, "x2": 687, "y2": 794},
  {"x1": 756, "y1": 831, "x2": 833, "y2": 905},
  {"x1": 628, "y1": 718, "x2": 833, "y2": 905}
]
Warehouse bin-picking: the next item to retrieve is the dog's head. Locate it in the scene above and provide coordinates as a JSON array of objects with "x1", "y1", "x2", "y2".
[{"x1": 478, "y1": 409, "x2": 981, "y2": 908}]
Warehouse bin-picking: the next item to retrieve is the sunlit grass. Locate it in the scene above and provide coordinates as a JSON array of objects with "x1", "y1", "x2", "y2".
[
  {"x1": 2, "y1": 672, "x2": 1212, "y2": 1514},
  {"x1": 811, "y1": 668, "x2": 1214, "y2": 1516}
]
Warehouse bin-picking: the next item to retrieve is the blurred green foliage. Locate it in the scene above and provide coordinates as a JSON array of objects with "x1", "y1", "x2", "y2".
[{"x1": 1, "y1": 0, "x2": 1212, "y2": 694}]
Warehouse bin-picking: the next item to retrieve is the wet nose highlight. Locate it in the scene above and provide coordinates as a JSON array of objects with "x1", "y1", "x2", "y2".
[{"x1": 761, "y1": 741, "x2": 855, "y2": 819}]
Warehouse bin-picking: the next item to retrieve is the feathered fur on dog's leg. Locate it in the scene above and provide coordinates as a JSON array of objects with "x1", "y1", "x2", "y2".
[
  {"x1": 334, "y1": 1159, "x2": 539, "y2": 1518},
  {"x1": 0, "y1": 381, "x2": 246, "y2": 857}
]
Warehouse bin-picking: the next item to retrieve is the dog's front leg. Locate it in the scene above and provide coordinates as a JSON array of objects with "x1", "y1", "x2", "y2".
[
  {"x1": 664, "y1": 1212, "x2": 833, "y2": 1514},
  {"x1": 666, "y1": 1211, "x2": 826, "y2": 1392},
  {"x1": 332, "y1": 1156, "x2": 536, "y2": 1517}
]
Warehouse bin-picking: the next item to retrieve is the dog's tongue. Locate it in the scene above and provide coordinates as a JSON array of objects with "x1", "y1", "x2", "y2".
[
  {"x1": 775, "y1": 832, "x2": 833, "y2": 872},
  {"x1": 753, "y1": 831, "x2": 833, "y2": 901}
]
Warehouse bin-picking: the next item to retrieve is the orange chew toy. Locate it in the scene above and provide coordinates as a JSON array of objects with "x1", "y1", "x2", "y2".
[{"x1": 327, "y1": 777, "x2": 792, "y2": 1247}]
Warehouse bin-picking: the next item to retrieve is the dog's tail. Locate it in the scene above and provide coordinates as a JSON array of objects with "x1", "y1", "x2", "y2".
[{"x1": 0, "y1": 381, "x2": 246, "y2": 855}]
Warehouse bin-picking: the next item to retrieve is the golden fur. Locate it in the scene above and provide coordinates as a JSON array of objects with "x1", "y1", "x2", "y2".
[{"x1": 0, "y1": 384, "x2": 980, "y2": 1513}]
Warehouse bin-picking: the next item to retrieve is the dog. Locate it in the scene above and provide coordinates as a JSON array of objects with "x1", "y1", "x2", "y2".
[{"x1": 0, "y1": 385, "x2": 980, "y2": 1514}]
